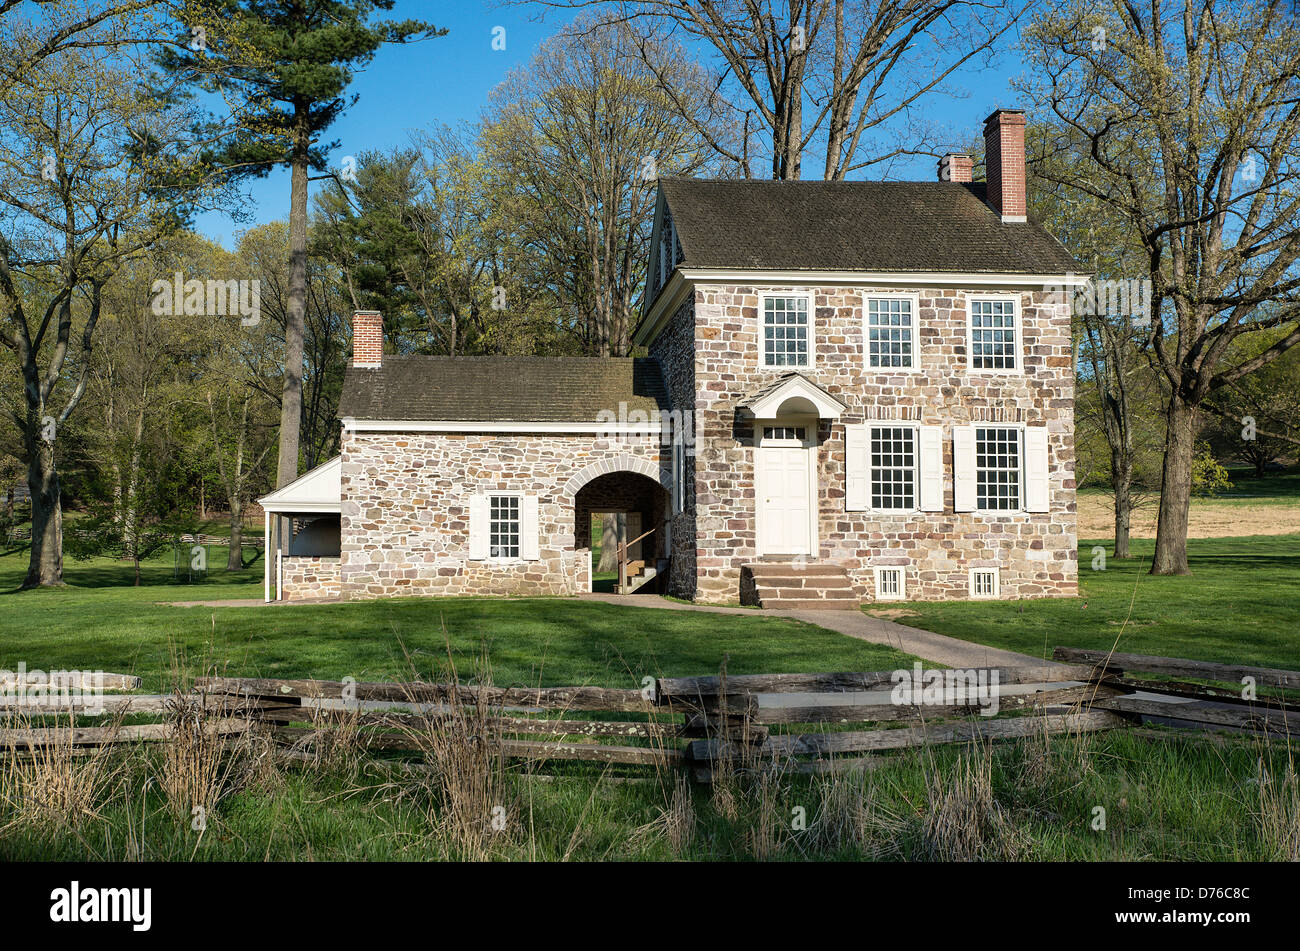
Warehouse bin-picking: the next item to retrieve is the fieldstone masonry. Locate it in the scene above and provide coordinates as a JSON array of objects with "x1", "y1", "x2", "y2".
[
  {"x1": 683, "y1": 282, "x2": 1077, "y2": 605},
  {"x1": 339, "y1": 433, "x2": 670, "y2": 599}
]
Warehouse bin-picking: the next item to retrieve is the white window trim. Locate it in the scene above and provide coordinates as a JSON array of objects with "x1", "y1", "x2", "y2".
[
  {"x1": 968, "y1": 566, "x2": 1001, "y2": 599},
  {"x1": 865, "y1": 423, "x2": 921, "y2": 516},
  {"x1": 972, "y1": 422, "x2": 1027, "y2": 517},
  {"x1": 758, "y1": 291, "x2": 816, "y2": 371},
  {"x1": 862, "y1": 292, "x2": 922, "y2": 373},
  {"x1": 485, "y1": 490, "x2": 526, "y2": 563},
  {"x1": 874, "y1": 566, "x2": 907, "y2": 602},
  {"x1": 965, "y1": 294, "x2": 1022, "y2": 375}
]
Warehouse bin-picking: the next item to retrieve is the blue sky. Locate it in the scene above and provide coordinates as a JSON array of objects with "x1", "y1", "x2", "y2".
[{"x1": 193, "y1": 1, "x2": 1026, "y2": 247}]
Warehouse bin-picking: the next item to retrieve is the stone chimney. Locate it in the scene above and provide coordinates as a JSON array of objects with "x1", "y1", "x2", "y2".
[
  {"x1": 938, "y1": 153, "x2": 973, "y2": 183},
  {"x1": 351, "y1": 310, "x2": 383, "y2": 369},
  {"x1": 983, "y1": 108, "x2": 1027, "y2": 222}
]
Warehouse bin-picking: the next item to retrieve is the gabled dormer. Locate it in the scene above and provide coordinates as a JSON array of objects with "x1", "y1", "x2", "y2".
[{"x1": 643, "y1": 188, "x2": 683, "y2": 314}]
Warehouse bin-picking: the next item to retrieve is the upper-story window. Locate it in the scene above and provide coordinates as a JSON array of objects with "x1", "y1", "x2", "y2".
[
  {"x1": 865, "y1": 296, "x2": 918, "y2": 369},
  {"x1": 968, "y1": 298, "x2": 1019, "y2": 371},
  {"x1": 762, "y1": 295, "x2": 811, "y2": 368}
]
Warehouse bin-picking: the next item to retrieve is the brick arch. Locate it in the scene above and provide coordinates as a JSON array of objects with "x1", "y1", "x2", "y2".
[{"x1": 561, "y1": 455, "x2": 670, "y2": 501}]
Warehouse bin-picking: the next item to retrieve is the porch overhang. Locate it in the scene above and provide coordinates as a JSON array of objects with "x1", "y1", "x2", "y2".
[
  {"x1": 739, "y1": 373, "x2": 845, "y2": 421},
  {"x1": 257, "y1": 456, "x2": 342, "y2": 515}
]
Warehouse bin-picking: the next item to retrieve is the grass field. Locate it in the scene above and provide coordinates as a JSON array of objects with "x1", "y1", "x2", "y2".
[
  {"x1": 0, "y1": 545, "x2": 913, "y2": 691},
  {"x1": 890, "y1": 534, "x2": 1300, "y2": 670},
  {"x1": 1077, "y1": 467, "x2": 1300, "y2": 537},
  {"x1": 1, "y1": 519, "x2": 1297, "y2": 862}
]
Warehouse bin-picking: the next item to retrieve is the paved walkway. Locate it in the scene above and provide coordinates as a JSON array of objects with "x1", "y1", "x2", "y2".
[{"x1": 579, "y1": 592, "x2": 1047, "y2": 668}]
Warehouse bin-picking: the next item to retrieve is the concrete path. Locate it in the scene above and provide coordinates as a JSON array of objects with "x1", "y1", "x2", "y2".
[{"x1": 579, "y1": 592, "x2": 1047, "y2": 668}]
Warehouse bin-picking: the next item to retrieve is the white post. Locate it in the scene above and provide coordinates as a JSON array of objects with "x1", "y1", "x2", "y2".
[{"x1": 263, "y1": 511, "x2": 271, "y2": 603}]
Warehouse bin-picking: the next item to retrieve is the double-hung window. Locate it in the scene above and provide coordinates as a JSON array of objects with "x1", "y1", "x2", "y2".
[
  {"x1": 974, "y1": 427, "x2": 1022, "y2": 511},
  {"x1": 968, "y1": 298, "x2": 1018, "y2": 371},
  {"x1": 865, "y1": 296, "x2": 918, "y2": 369},
  {"x1": 488, "y1": 495, "x2": 521, "y2": 559},
  {"x1": 870, "y1": 426, "x2": 918, "y2": 511},
  {"x1": 762, "y1": 295, "x2": 810, "y2": 367}
]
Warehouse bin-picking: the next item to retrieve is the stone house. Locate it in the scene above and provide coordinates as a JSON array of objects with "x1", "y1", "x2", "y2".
[{"x1": 260, "y1": 108, "x2": 1085, "y2": 608}]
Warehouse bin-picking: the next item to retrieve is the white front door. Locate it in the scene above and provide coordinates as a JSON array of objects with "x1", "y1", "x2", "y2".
[{"x1": 756, "y1": 424, "x2": 814, "y2": 555}]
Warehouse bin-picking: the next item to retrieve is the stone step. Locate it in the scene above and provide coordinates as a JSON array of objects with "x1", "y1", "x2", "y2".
[
  {"x1": 745, "y1": 562, "x2": 847, "y2": 577},
  {"x1": 760, "y1": 597, "x2": 860, "y2": 611},
  {"x1": 751, "y1": 574, "x2": 855, "y2": 590},
  {"x1": 757, "y1": 586, "x2": 858, "y2": 601}
]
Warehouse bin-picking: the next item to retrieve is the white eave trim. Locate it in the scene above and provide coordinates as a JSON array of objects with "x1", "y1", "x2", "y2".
[
  {"x1": 342, "y1": 418, "x2": 665, "y2": 434},
  {"x1": 633, "y1": 267, "x2": 1091, "y2": 347},
  {"x1": 261, "y1": 501, "x2": 342, "y2": 514}
]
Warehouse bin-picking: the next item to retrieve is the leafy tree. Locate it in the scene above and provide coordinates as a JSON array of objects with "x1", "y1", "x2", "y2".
[{"x1": 160, "y1": 0, "x2": 443, "y2": 488}]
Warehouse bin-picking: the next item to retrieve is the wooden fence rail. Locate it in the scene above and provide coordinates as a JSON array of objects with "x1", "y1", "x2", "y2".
[{"x1": 1, "y1": 649, "x2": 1295, "y2": 777}]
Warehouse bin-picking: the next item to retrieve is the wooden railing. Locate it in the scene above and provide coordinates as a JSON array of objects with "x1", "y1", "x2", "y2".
[{"x1": 616, "y1": 526, "x2": 658, "y2": 593}]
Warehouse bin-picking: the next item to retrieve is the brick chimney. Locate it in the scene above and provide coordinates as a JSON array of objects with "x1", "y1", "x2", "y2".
[
  {"x1": 938, "y1": 153, "x2": 973, "y2": 183},
  {"x1": 351, "y1": 310, "x2": 383, "y2": 369},
  {"x1": 983, "y1": 108, "x2": 1027, "y2": 222}
]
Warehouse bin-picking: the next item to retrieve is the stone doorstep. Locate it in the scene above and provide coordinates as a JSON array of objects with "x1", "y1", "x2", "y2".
[
  {"x1": 744, "y1": 562, "x2": 848, "y2": 577},
  {"x1": 759, "y1": 586, "x2": 857, "y2": 601},
  {"x1": 759, "y1": 597, "x2": 860, "y2": 611},
  {"x1": 748, "y1": 574, "x2": 855, "y2": 588}
]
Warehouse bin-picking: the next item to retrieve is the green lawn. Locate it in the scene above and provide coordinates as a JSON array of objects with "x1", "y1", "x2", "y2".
[
  {"x1": 894, "y1": 534, "x2": 1300, "y2": 670},
  {"x1": 0, "y1": 545, "x2": 912, "y2": 691}
]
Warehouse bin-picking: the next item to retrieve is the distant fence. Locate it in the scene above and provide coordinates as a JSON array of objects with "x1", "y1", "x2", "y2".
[
  {"x1": 3, "y1": 528, "x2": 263, "y2": 549},
  {"x1": 1, "y1": 649, "x2": 1295, "y2": 779}
]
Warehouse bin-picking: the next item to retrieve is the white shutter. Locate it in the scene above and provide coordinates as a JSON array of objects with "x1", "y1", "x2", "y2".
[
  {"x1": 468, "y1": 494, "x2": 489, "y2": 559},
  {"x1": 521, "y1": 495, "x2": 540, "y2": 560},
  {"x1": 845, "y1": 424, "x2": 869, "y2": 511},
  {"x1": 1024, "y1": 427, "x2": 1050, "y2": 513},
  {"x1": 919, "y1": 425, "x2": 944, "y2": 512},
  {"x1": 953, "y1": 426, "x2": 977, "y2": 512}
]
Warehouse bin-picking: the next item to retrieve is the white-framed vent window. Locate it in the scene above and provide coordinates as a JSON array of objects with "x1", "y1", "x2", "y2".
[
  {"x1": 761, "y1": 295, "x2": 811, "y2": 368},
  {"x1": 968, "y1": 298, "x2": 1019, "y2": 371},
  {"x1": 763, "y1": 425, "x2": 807, "y2": 441},
  {"x1": 489, "y1": 495, "x2": 521, "y2": 559},
  {"x1": 874, "y1": 566, "x2": 906, "y2": 601},
  {"x1": 865, "y1": 296, "x2": 918, "y2": 369},
  {"x1": 975, "y1": 426, "x2": 1022, "y2": 512},
  {"x1": 969, "y1": 567, "x2": 1000, "y2": 599},
  {"x1": 870, "y1": 426, "x2": 918, "y2": 511}
]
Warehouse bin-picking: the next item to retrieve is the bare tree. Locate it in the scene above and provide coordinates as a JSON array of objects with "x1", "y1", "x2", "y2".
[
  {"x1": 524, "y1": 0, "x2": 1023, "y2": 180},
  {"x1": 1022, "y1": 0, "x2": 1300, "y2": 575}
]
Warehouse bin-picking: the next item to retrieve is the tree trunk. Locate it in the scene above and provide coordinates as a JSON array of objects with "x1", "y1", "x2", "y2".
[
  {"x1": 597, "y1": 514, "x2": 622, "y2": 572},
  {"x1": 23, "y1": 440, "x2": 63, "y2": 587},
  {"x1": 277, "y1": 108, "x2": 309, "y2": 488},
  {"x1": 1151, "y1": 396, "x2": 1198, "y2": 575},
  {"x1": 227, "y1": 497, "x2": 244, "y2": 571},
  {"x1": 1111, "y1": 450, "x2": 1132, "y2": 560}
]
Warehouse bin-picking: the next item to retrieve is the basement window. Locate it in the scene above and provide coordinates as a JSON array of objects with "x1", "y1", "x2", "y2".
[
  {"x1": 969, "y1": 567, "x2": 1000, "y2": 599},
  {"x1": 874, "y1": 567, "x2": 906, "y2": 601}
]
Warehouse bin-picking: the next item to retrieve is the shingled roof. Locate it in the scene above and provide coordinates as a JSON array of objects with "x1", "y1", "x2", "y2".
[
  {"x1": 338, "y1": 355, "x2": 669, "y2": 422},
  {"x1": 657, "y1": 179, "x2": 1079, "y2": 275}
]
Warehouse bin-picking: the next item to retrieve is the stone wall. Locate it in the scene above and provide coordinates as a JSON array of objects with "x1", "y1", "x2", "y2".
[
  {"x1": 339, "y1": 432, "x2": 670, "y2": 600},
  {"x1": 281, "y1": 556, "x2": 341, "y2": 601},
  {"x1": 687, "y1": 283, "x2": 1077, "y2": 604},
  {"x1": 648, "y1": 294, "x2": 698, "y2": 599}
]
